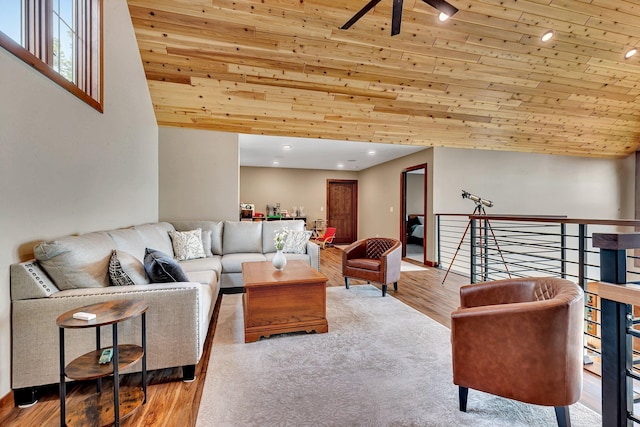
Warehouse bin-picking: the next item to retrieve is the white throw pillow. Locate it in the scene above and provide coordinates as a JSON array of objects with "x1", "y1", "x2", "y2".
[
  {"x1": 283, "y1": 230, "x2": 312, "y2": 254},
  {"x1": 169, "y1": 229, "x2": 206, "y2": 261}
]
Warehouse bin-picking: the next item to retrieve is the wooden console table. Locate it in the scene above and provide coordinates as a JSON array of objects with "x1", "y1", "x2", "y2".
[
  {"x1": 242, "y1": 260, "x2": 328, "y2": 343},
  {"x1": 57, "y1": 299, "x2": 148, "y2": 426}
]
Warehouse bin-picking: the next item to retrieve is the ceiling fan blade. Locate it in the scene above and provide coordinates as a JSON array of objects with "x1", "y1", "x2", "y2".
[
  {"x1": 341, "y1": 0, "x2": 384, "y2": 30},
  {"x1": 421, "y1": 0, "x2": 459, "y2": 18},
  {"x1": 391, "y1": 0, "x2": 404, "y2": 36}
]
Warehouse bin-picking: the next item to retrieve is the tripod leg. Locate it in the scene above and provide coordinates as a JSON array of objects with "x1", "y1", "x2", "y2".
[
  {"x1": 441, "y1": 219, "x2": 473, "y2": 285},
  {"x1": 485, "y1": 219, "x2": 511, "y2": 278}
]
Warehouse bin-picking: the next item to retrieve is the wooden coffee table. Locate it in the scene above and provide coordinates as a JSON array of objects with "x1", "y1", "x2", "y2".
[{"x1": 242, "y1": 260, "x2": 328, "y2": 343}]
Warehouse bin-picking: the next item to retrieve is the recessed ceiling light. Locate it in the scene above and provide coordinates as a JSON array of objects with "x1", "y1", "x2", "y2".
[
  {"x1": 625, "y1": 48, "x2": 638, "y2": 59},
  {"x1": 438, "y1": 12, "x2": 450, "y2": 22},
  {"x1": 282, "y1": 145, "x2": 292, "y2": 151},
  {"x1": 272, "y1": 160, "x2": 280, "y2": 166},
  {"x1": 368, "y1": 150, "x2": 376, "y2": 155},
  {"x1": 541, "y1": 30, "x2": 554, "y2": 42},
  {"x1": 337, "y1": 163, "x2": 344, "y2": 169}
]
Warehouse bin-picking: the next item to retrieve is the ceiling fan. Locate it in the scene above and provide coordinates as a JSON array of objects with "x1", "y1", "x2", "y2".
[{"x1": 341, "y1": 0, "x2": 459, "y2": 36}]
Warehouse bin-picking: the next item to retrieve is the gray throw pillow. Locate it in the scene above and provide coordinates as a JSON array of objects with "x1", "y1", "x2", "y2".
[{"x1": 144, "y1": 248, "x2": 189, "y2": 283}]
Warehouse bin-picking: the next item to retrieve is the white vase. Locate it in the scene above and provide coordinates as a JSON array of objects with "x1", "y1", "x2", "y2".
[{"x1": 272, "y1": 249, "x2": 287, "y2": 271}]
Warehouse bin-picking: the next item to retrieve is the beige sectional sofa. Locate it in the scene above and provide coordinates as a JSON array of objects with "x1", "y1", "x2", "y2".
[{"x1": 10, "y1": 219, "x2": 318, "y2": 405}]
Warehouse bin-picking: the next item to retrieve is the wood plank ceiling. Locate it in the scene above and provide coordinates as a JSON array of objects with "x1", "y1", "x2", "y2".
[{"x1": 128, "y1": 0, "x2": 640, "y2": 158}]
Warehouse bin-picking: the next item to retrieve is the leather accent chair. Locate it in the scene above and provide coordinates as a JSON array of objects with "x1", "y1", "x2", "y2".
[
  {"x1": 451, "y1": 277, "x2": 584, "y2": 427},
  {"x1": 342, "y1": 238, "x2": 402, "y2": 296}
]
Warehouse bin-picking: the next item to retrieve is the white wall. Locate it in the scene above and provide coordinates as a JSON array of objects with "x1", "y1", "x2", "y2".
[
  {"x1": 0, "y1": 0, "x2": 158, "y2": 398},
  {"x1": 358, "y1": 150, "x2": 434, "y2": 255},
  {"x1": 158, "y1": 127, "x2": 239, "y2": 221},
  {"x1": 406, "y1": 172, "x2": 425, "y2": 216},
  {"x1": 356, "y1": 147, "x2": 635, "y2": 264},
  {"x1": 432, "y1": 147, "x2": 635, "y2": 219}
]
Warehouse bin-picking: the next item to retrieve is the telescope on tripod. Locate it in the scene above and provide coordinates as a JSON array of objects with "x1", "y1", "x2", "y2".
[
  {"x1": 461, "y1": 190, "x2": 493, "y2": 209},
  {"x1": 441, "y1": 190, "x2": 511, "y2": 284}
]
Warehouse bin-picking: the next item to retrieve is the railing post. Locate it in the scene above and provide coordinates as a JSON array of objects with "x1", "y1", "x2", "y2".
[
  {"x1": 436, "y1": 215, "x2": 441, "y2": 268},
  {"x1": 470, "y1": 218, "x2": 477, "y2": 283},
  {"x1": 483, "y1": 218, "x2": 489, "y2": 281},
  {"x1": 578, "y1": 224, "x2": 587, "y2": 289},
  {"x1": 593, "y1": 233, "x2": 640, "y2": 427},
  {"x1": 560, "y1": 223, "x2": 566, "y2": 279}
]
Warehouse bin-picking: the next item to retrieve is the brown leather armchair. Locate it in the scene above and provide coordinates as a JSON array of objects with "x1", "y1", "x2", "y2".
[
  {"x1": 342, "y1": 237, "x2": 402, "y2": 297},
  {"x1": 451, "y1": 277, "x2": 584, "y2": 427}
]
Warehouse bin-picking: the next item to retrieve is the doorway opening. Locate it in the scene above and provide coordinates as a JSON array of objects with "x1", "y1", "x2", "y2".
[{"x1": 401, "y1": 164, "x2": 427, "y2": 264}]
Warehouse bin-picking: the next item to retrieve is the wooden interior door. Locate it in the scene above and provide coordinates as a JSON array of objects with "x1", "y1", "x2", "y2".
[{"x1": 327, "y1": 180, "x2": 358, "y2": 244}]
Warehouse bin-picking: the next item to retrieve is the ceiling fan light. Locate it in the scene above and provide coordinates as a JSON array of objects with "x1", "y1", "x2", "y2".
[
  {"x1": 541, "y1": 30, "x2": 554, "y2": 42},
  {"x1": 625, "y1": 48, "x2": 638, "y2": 59},
  {"x1": 438, "y1": 12, "x2": 450, "y2": 22}
]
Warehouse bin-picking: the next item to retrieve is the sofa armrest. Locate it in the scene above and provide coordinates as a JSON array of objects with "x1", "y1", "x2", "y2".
[
  {"x1": 306, "y1": 240, "x2": 320, "y2": 270},
  {"x1": 12, "y1": 283, "x2": 206, "y2": 389},
  {"x1": 11, "y1": 261, "x2": 60, "y2": 300}
]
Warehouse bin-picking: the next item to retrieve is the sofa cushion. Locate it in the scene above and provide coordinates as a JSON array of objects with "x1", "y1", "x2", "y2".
[
  {"x1": 221, "y1": 253, "x2": 267, "y2": 273},
  {"x1": 170, "y1": 220, "x2": 224, "y2": 255},
  {"x1": 107, "y1": 228, "x2": 147, "y2": 262},
  {"x1": 201, "y1": 230, "x2": 213, "y2": 257},
  {"x1": 144, "y1": 248, "x2": 189, "y2": 283},
  {"x1": 109, "y1": 250, "x2": 149, "y2": 286},
  {"x1": 185, "y1": 270, "x2": 217, "y2": 287},
  {"x1": 262, "y1": 220, "x2": 306, "y2": 253},
  {"x1": 223, "y1": 221, "x2": 262, "y2": 254},
  {"x1": 169, "y1": 229, "x2": 206, "y2": 261},
  {"x1": 347, "y1": 258, "x2": 381, "y2": 271},
  {"x1": 34, "y1": 232, "x2": 115, "y2": 290},
  {"x1": 283, "y1": 230, "x2": 312, "y2": 254},
  {"x1": 179, "y1": 256, "x2": 222, "y2": 276},
  {"x1": 135, "y1": 222, "x2": 175, "y2": 256}
]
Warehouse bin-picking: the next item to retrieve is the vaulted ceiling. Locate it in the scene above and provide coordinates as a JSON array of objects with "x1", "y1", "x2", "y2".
[{"x1": 128, "y1": 0, "x2": 640, "y2": 158}]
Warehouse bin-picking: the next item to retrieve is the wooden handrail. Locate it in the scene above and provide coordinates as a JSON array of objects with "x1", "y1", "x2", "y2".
[
  {"x1": 598, "y1": 282, "x2": 640, "y2": 307},
  {"x1": 436, "y1": 213, "x2": 640, "y2": 227}
]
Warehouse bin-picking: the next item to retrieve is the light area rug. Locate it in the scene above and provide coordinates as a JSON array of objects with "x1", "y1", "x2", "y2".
[{"x1": 196, "y1": 285, "x2": 601, "y2": 427}]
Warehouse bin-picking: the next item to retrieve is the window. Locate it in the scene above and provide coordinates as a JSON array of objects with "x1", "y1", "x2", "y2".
[{"x1": 0, "y1": 0, "x2": 103, "y2": 112}]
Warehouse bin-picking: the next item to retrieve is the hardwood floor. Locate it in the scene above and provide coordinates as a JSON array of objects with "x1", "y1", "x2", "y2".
[{"x1": 0, "y1": 247, "x2": 601, "y2": 426}]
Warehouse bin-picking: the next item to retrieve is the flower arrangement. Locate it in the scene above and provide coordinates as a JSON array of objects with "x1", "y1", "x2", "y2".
[{"x1": 274, "y1": 228, "x2": 289, "y2": 251}]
